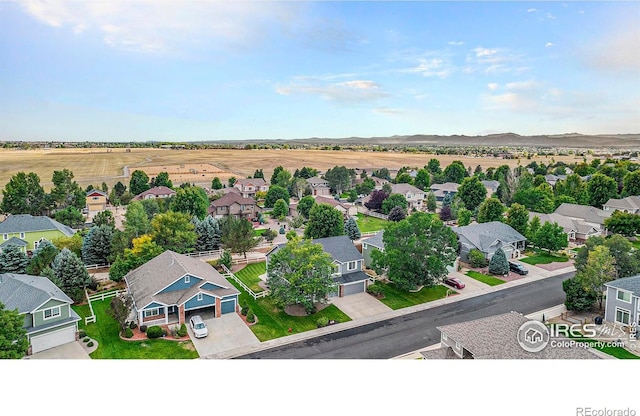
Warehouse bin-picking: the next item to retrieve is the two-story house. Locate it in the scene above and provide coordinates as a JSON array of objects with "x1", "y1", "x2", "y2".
[
  {"x1": 0, "y1": 214, "x2": 76, "y2": 253},
  {"x1": 430, "y1": 182, "x2": 460, "y2": 202},
  {"x1": 554, "y1": 203, "x2": 611, "y2": 235},
  {"x1": 306, "y1": 177, "x2": 331, "y2": 197},
  {"x1": 131, "y1": 186, "x2": 177, "y2": 201},
  {"x1": 603, "y1": 196, "x2": 640, "y2": 214},
  {"x1": 85, "y1": 189, "x2": 108, "y2": 211},
  {"x1": 604, "y1": 275, "x2": 640, "y2": 331},
  {"x1": 390, "y1": 183, "x2": 425, "y2": 211},
  {"x1": 233, "y1": 178, "x2": 269, "y2": 199},
  {"x1": 266, "y1": 235, "x2": 371, "y2": 297},
  {"x1": 208, "y1": 192, "x2": 262, "y2": 221},
  {"x1": 0, "y1": 273, "x2": 81, "y2": 355}
]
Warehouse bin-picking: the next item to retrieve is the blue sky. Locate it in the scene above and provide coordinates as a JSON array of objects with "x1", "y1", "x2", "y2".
[{"x1": 1, "y1": 1, "x2": 638, "y2": 141}]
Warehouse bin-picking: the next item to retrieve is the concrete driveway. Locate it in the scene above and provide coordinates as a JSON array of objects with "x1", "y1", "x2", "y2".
[
  {"x1": 329, "y1": 292, "x2": 392, "y2": 321},
  {"x1": 447, "y1": 271, "x2": 491, "y2": 293},
  {"x1": 188, "y1": 313, "x2": 260, "y2": 357},
  {"x1": 24, "y1": 341, "x2": 90, "y2": 360}
]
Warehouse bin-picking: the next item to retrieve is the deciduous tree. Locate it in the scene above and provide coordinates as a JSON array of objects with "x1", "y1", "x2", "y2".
[
  {"x1": 604, "y1": 211, "x2": 640, "y2": 237},
  {"x1": 264, "y1": 185, "x2": 290, "y2": 208},
  {"x1": 0, "y1": 302, "x2": 28, "y2": 359},
  {"x1": 457, "y1": 176, "x2": 487, "y2": 212},
  {"x1": 505, "y1": 203, "x2": 529, "y2": 237},
  {"x1": 150, "y1": 211, "x2": 197, "y2": 253},
  {"x1": 124, "y1": 201, "x2": 151, "y2": 238},
  {"x1": 220, "y1": 217, "x2": 259, "y2": 258},
  {"x1": 381, "y1": 194, "x2": 408, "y2": 215},
  {"x1": 297, "y1": 195, "x2": 316, "y2": 219},
  {"x1": 364, "y1": 190, "x2": 388, "y2": 211},
  {"x1": 304, "y1": 204, "x2": 345, "y2": 239},
  {"x1": 476, "y1": 198, "x2": 504, "y2": 223},
  {"x1": 533, "y1": 221, "x2": 568, "y2": 253},
  {"x1": 587, "y1": 173, "x2": 618, "y2": 208},
  {"x1": 443, "y1": 160, "x2": 468, "y2": 184},
  {"x1": 574, "y1": 245, "x2": 616, "y2": 310},
  {"x1": 92, "y1": 210, "x2": 115, "y2": 228},
  {"x1": 563, "y1": 277, "x2": 597, "y2": 312},
  {"x1": 388, "y1": 206, "x2": 407, "y2": 222},
  {"x1": 170, "y1": 186, "x2": 209, "y2": 220},
  {"x1": 129, "y1": 170, "x2": 150, "y2": 196},
  {"x1": 272, "y1": 199, "x2": 289, "y2": 220},
  {"x1": 0, "y1": 172, "x2": 47, "y2": 215},
  {"x1": 54, "y1": 207, "x2": 85, "y2": 228}
]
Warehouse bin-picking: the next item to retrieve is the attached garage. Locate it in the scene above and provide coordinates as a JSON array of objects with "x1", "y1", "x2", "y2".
[
  {"x1": 30, "y1": 325, "x2": 76, "y2": 354},
  {"x1": 342, "y1": 281, "x2": 366, "y2": 297},
  {"x1": 221, "y1": 299, "x2": 236, "y2": 314}
]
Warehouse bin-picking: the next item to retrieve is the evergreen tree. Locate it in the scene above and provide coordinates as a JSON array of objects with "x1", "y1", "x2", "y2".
[
  {"x1": 426, "y1": 192, "x2": 437, "y2": 212},
  {"x1": 0, "y1": 172, "x2": 47, "y2": 215},
  {"x1": 81, "y1": 225, "x2": 114, "y2": 266},
  {"x1": 344, "y1": 217, "x2": 361, "y2": 240},
  {"x1": 488, "y1": 247, "x2": 509, "y2": 275},
  {"x1": 52, "y1": 248, "x2": 91, "y2": 302},
  {"x1": 129, "y1": 170, "x2": 150, "y2": 196},
  {"x1": 0, "y1": 244, "x2": 29, "y2": 274},
  {"x1": 193, "y1": 216, "x2": 221, "y2": 252},
  {"x1": 211, "y1": 177, "x2": 223, "y2": 190},
  {"x1": 26, "y1": 240, "x2": 59, "y2": 276}
]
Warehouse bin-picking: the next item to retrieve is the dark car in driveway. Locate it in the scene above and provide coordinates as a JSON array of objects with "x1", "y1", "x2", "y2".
[
  {"x1": 509, "y1": 262, "x2": 528, "y2": 275},
  {"x1": 444, "y1": 277, "x2": 465, "y2": 289}
]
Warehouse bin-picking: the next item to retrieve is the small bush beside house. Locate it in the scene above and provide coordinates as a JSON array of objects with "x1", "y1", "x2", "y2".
[
  {"x1": 469, "y1": 249, "x2": 487, "y2": 268},
  {"x1": 146, "y1": 325, "x2": 165, "y2": 339},
  {"x1": 488, "y1": 248, "x2": 509, "y2": 276}
]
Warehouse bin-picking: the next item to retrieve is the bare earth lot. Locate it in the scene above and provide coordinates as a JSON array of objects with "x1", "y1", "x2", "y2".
[{"x1": 0, "y1": 147, "x2": 589, "y2": 190}]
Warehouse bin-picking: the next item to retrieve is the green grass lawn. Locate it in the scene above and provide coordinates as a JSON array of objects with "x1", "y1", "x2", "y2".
[
  {"x1": 356, "y1": 213, "x2": 390, "y2": 233},
  {"x1": 465, "y1": 271, "x2": 506, "y2": 286},
  {"x1": 568, "y1": 335, "x2": 640, "y2": 359},
  {"x1": 631, "y1": 240, "x2": 640, "y2": 250},
  {"x1": 72, "y1": 299, "x2": 198, "y2": 359},
  {"x1": 234, "y1": 262, "x2": 266, "y2": 293},
  {"x1": 229, "y1": 280, "x2": 351, "y2": 342},
  {"x1": 375, "y1": 283, "x2": 450, "y2": 310},
  {"x1": 253, "y1": 229, "x2": 266, "y2": 237},
  {"x1": 520, "y1": 250, "x2": 569, "y2": 265}
]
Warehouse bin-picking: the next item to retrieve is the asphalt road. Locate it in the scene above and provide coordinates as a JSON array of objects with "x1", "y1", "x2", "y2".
[{"x1": 236, "y1": 271, "x2": 573, "y2": 359}]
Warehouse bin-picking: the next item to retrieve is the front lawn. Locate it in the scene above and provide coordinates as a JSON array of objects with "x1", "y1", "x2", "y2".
[
  {"x1": 569, "y1": 334, "x2": 640, "y2": 359},
  {"x1": 356, "y1": 213, "x2": 390, "y2": 233},
  {"x1": 465, "y1": 271, "x2": 506, "y2": 286},
  {"x1": 375, "y1": 282, "x2": 450, "y2": 310},
  {"x1": 520, "y1": 250, "x2": 570, "y2": 265},
  {"x1": 234, "y1": 262, "x2": 266, "y2": 293},
  {"x1": 229, "y1": 280, "x2": 351, "y2": 342},
  {"x1": 253, "y1": 229, "x2": 266, "y2": 237},
  {"x1": 73, "y1": 299, "x2": 198, "y2": 359}
]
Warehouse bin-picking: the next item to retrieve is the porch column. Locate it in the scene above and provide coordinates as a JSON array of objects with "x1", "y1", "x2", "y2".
[
  {"x1": 179, "y1": 305, "x2": 185, "y2": 324},
  {"x1": 215, "y1": 298, "x2": 221, "y2": 318},
  {"x1": 138, "y1": 309, "x2": 143, "y2": 325}
]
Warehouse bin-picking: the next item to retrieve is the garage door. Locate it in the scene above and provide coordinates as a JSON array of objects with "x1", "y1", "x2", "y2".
[
  {"x1": 342, "y1": 281, "x2": 366, "y2": 296},
  {"x1": 31, "y1": 326, "x2": 76, "y2": 354},
  {"x1": 221, "y1": 299, "x2": 236, "y2": 314}
]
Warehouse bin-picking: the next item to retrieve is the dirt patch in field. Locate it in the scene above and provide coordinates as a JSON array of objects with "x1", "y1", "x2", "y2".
[{"x1": 138, "y1": 163, "x2": 238, "y2": 185}]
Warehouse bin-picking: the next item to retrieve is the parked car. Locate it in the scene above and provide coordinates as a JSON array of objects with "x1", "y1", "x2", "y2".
[
  {"x1": 189, "y1": 315, "x2": 208, "y2": 338},
  {"x1": 444, "y1": 277, "x2": 465, "y2": 289},
  {"x1": 509, "y1": 262, "x2": 528, "y2": 275}
]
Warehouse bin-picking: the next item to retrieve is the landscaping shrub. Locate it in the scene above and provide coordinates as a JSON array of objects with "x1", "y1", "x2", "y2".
[
  {"x1": 469, "y1": 249, "x2": 488, "y2": 268},
  {"x1": 87, "y1": 277, "x2": 99, "y2": 291},
  {"x1": 78, "y1": 330, "x2": 87, "y2": 339},
  {"x1": 140, "y1": 325, "x2": 147, "y2": 333},
  {"x1": 316, "y1": 316, "x2": 329, "y2": 328},
  {"x1": 129, "y1": 321, "x2": 138, "y2": 330},
  {"x1": 146, "y1": 325, "x2": 164, "y2": 339},
  {"x1": 241, "y1": 305, "x2": 249, "y2": 316},
  {"x1": 366, "y1": 284, "x2": 383, "y2": 297},
  {"x1": 87, "y1": 342, "x2": 94, "y2": 347},
  {"x1": 488, "y1": 248, "x2": 509, "y2": 276},
  {"x1": 83, "y1": 337, "x2": 90, "y2": 343},
  {"x1": 124, "y1": 327, "x2": 133, "y2": 338},
  {"x1": 177, "y1": 323, "x2": 188, "y2": 337},
  {"x1": 246, "y1": 309, "x2": 255, "y2": 323}
]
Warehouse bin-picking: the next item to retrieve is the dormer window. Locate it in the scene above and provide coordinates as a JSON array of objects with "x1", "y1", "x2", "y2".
[{"x1": 185, "y1": 275, "x2": 190, "y2": 284}]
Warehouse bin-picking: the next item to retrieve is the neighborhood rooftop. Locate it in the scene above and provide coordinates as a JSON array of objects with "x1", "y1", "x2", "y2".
[
  {"x1": 604, "y1": 274, "x2": 640, "y2": 298},
  {"x1": 0, "y1": 273, "x2": 74, "y2": 313},
  {"x1": 452, "y1": 221, "x2": 526, "y2": 252},
  {"x1": 0, "y1": 214, "x2": 75, "y2": 236},
  {"x1": 362, "y1": 230, "x2": 384, "y2": 249},
  {"x1": 554, "y1": 203, "x2": 611, "y2": 225}
]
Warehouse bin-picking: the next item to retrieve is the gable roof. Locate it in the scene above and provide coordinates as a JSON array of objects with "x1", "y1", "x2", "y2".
[
  {"x1": 391, "y1": 183, "x2": 423, "y2": 195},
  {"x1": 307, "y1": 177, "x2": 329, "y2": 185},
  {"x1": 132, "y1": 186, "x2": 177, "y2": 200},
  {"x1": 453, "y1": 221, "x2": 526, "y2": 252},
  {"x1": 362, "y1": 230, "x2": 384, "y2": 249},
  {"x1": 210, "y1": 192, "x2": 256, "y2": 207},
  {"x1": 0, "y1": 214, "x2": 76, "y2": 236},
  {"x1": 269, "y1": 235, "x2": 362, "y2": 264},
  {"x1": 436, "y1": 311, "x2": 598, "y2": 359},
  {"x1": 0, "y1": 237, "x2": 28, "y2": 248},
  {"x1": 430, "y1": 182, "x2": 460, "y2": 192},
  {"x1": 604, "y1": 196, "x2": 640, "y2": 211},
  {"x1": 554, "y1": 203, "x2": 611, "y2": 225},
  {"x1": 235, "y1": 178, "x2": 266, "y2": 187},
  {"x1": 0, "y1": 273, "x2": 73, "y2": 313},
  {"x1": 604, "y1": 274, "x2": 640, "y2": 297},
  {"x1": 481, "y1": 180, "x2": 500, "y2": 192},
  {"x1": 529, "y1": 212, "x2": 598, "y2": 236},
  {"x1": 315, "y1": 196, "x2": 354, "y2": 211},
  {"x1": 86, "y1": 189, "x2": 108, "y2": 197},
  {"x1": 125, "y1": 250, "x2": 239, "y2": 309}
]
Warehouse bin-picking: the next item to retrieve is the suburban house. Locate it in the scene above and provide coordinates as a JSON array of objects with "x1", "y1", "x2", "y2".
[
  {"x1": 429, "y1": 182, "x2": 460, "y2": 202},
  {"x1": 0, "y1": 237, "x2": 29, "y2": 253},
  {"x1": 544, "y1": 174, "x2": 567, "y2": 187},
  {"x1": 306, "y1": 177, "x2": 331, "y2": 197},
  {"x1": 554, "y1": 203, "x2": 611, "y2": 235},
  {"x1": 85, "y1": 189, "x2": 108, "y2": 211},
  {"x1": 0, "y1": 214, "x2": 76, "y2": 252},
  {"x1": 390, "y1": 183, "x2": 425, "y2": 211},
  {"x1": 233, "y1": 178, "x2": 269, "y2": 199},
  {"x1": 604, "y1": 275, "x2": 640, "y2": 331},
  {"x1": 125, "y1": 250, "x2": 240, "y2": 326},
  {"x1": 208, "y1": 192, "x2": 262, "y2": 220},
  {"x1": 420, "y1": 311, "x2": 599, "y2": 359},
  {"x1": 0, "y1": 273, "x2": 80, "y2": 355},
  {"x1": 132, "y1": 186, "x2": 177, "y2": 201},
  {"x1": 371, "y1": 177, "x2": 389, "y2": 190},
  {"x1": 481, "y1": 180, "x2": 500, "y2": 197},
  {"x1": 603, "y1": 196, "x2": 640, "y2": 214},
  {"x1": 266, "y1": 235, "x2": 372, "y2": 297},
  {"x1": 453, "y1": 221, "x2": 527, "y2": 262},
  {"x1": 314, "y1": 196, "x2": 358, "y2": 219},
  {"x1": 529, "y1": 212, "x2": 600, "y2": 244},
  {"x1": 361, "y1": 230, "x2": 384, "y2": 268}
]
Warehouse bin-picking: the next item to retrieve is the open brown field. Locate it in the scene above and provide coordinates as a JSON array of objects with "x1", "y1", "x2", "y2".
[{"x1": 0, "y1": 147, "x2": 590, "y2": 191}]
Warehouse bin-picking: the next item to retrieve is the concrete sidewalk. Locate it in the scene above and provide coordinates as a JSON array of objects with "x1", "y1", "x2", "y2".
[{"x1": 202, "y1": 264, "x2": 576, "y2": 359}]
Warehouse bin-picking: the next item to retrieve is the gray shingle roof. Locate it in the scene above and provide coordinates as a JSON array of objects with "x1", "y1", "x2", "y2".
[
  {"x1": 604, "y1": 196, "x2": 640, "y2": 211},
  {"x1": 529, "y1": 212, "x2": 598, "y2": 236},
  {"x1": 391, "y1": 183, "x2": 423, "y2": 195},
  {"x1": 0, "y1": 237, "x2": 28, "y2": 248},
  {"x1": 333, "y1": 270, "x2": 371, "y2": 284},
  {"x1": 362, "y1": 231, "x2": 384, "y2": 249},
  {"x1": 125, "y1": 250, "x2": 239, "y2": 309},
  {"x1": 235, "y1": 178, "x2": 266, "y2": 187},
  {"x1": 269, "y1": 235, "x2": 362, "y2": 264},
  {"x1": 453, "y1": 222, "x2": 526, "y2": 252},
  {"x1": 554, "y1": 203, "x2": 611, "y2": 225},
  {"x1": 86, "y1": 189, "x2": 108, "y2": 197},
  {"x1": 481, "y1": 180, "x2": 500, "y2": 192},
  {"x1": 307, "y1": 177, "x2": 329, "y2": 185},
  {"x1": 605, "y1": 275, "x2": 640, "y2": 297},
  {"x1": 132, "y1": 186, "x2": 176, "y2": 200},
  {"x1": 0, "y1": 214, "x2": 76, "y2": 236},
  {"x1": 436, "y1": 311, "x2": 599, "y2": 359},
  {"x1": 0, "y1": 273, "x2": 73, "y2": 313},
  {"x1": 430, "y1": 182, "x2": 460, "y2": 193}
]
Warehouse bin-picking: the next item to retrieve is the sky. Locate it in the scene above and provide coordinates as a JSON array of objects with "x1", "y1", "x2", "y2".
[{"x1": 0, "y1": 1, "x2": 639, "y2": 142}]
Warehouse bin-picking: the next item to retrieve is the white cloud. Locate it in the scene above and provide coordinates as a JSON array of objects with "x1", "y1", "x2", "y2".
[
  {"x1": 275, "y1": 77, "x2": 389, "y2": 103},
  {"x1": 487, "y1": 83, "x2": 499, "y2": 91},
  {"x1": 448, "y1": 41, "x2": 464, "y2": 46},
  {"x1": 546, "y1": 13, "x2": 556, "y2": 20},
  {"x1": 474, "y1": 47, "x2": 497, "y2": 58},
  {"x1": 527, "y1": 8, "x2": 538, "y2": 13},
  {"x1": 19, "y1": 1, "x2": 301, "y2": 54},
  {"x1": 505, "y1": 80, "x2": 539, "y2": 91},
  {"x1": 545, "y1": 42, "x2": 554, "y2": 48},
  {"x1": 465, "y1": 47, "x2": 524, "y2": 75}
]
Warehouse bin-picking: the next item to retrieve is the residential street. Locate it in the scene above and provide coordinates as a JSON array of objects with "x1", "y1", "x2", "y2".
[{"x1": 236, "y1": 272, "x2": 573, "y2": 359}]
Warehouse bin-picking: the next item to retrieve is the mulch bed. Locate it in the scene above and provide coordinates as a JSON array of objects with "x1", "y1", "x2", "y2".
[
  {"x1": 120, "y1": 324, "x2": 191, "y2": 342},
  {"x1": 284, "y1": 302, "x2": 330, "y2": 317}
]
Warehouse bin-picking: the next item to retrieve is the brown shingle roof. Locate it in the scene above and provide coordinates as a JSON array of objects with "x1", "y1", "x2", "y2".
[{"x1": 210, "y1": 192, "x2": 257, "y2": 207}]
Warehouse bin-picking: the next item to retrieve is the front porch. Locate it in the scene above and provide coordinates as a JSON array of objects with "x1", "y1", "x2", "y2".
[{"x1": 139, "y1": 305, "x2": 182, "y2": 326}]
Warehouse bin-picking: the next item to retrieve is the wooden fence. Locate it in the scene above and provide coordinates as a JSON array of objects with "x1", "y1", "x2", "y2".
[
  {"x1": 86, "y1": 263, "x2": 110, "y2": 270},
  {"x1": 361, "y1": 209, "x2": 389, "y2": 221},
  {"x1": 220, "y1": 264, "x2": 270, "y2": 300},
  {"x1": 84, "y1": 289, "x2": 128, "y2": 324}
]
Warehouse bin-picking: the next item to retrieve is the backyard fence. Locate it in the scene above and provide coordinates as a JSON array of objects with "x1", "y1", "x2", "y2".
[
  {"x1": 84, "y1": 289, "x2": 128, "y2": 324},
  {"x1": 220, "y1": 264, "x2": 270, "y2": 300},
  {"x1": 361, "y1": 209, "x2": 389, "y2": 221},
  {"x1": 85, "y1": 263, "x2": 110, "y2": 270}
]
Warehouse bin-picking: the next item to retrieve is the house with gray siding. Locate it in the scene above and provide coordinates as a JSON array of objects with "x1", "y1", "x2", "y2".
[
  {"x1": 125, "y1": 250, "x2": 240, "y2": 327},
  {"x1": 361, "y1": 231, "x2": 384, "y2": 269},
  {"x1": 453, "y1": 221, "x2": 526, "y2": 262},
  {"x1": 0, "y1": 273, "x2": 80, "y2": 355},
  {"x1": 266, "y1": 235, "x2": 371, "y2": 297},
  {"x1": 604, "y1": 275, "x2": 640, "y2": 331}
]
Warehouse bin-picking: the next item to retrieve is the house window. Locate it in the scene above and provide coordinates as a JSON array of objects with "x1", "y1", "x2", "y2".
[
  {"x1": 92, "y1": 196, "x2": 99, "y2": 200},
  {"x1": 20, "y1": 232, "x2": 25, "y2": 238},
  {"x1": 185, "y1": 275, "x2": 190, "y2": 284},
  {"x1": 617, "y1": 290, "x2": 632, "y2": 303},
  {"x1": 347, "y1": 261, "x2": 357, "y2": 271},
  {"x1": 197, "y1": 293, "x2": 203, "y2": 301},
  {"x1": 362, "y1": 243, "x2": 368, "y2": 250},
  {"x1": 616, "y1": 308, "x2": 631, "y2": 325},
  {"x1": 332, "y1": 264, "x2": 340, "y2": 275},
  {"x1": 2, "y1": 234, "x2": 7, "y2": 240},
  {"x1": 144, "y1": 308, "x2": 161, "y2": 317},
  {"x1": 442, "y1": 333, "x2": 448, "y2": 341},
  {"x1": 43, "y1": 306, "x2": 61, "y2": 320}
]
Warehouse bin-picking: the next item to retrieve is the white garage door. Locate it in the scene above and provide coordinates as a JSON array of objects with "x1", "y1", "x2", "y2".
[{"x1": 31, "y1": 326, "x2": 76, "y2": 354}]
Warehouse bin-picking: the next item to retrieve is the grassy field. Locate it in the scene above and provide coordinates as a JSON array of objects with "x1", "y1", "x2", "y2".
[
  {"x1": 0, "y1": 147, "x2": 587, "y2": 191},
  {"x1": 465, "y1": 271, "x2": 506, "y2": 286},
  {"x1": 375, "y1": 283, "x2": 450, "y2": 310},
  {"x1": 356, "y1": 213, "x2": 390, "y2": 233},
  {"x1": 234, "y1": 262, "x2": 266, "y2": 293}
]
